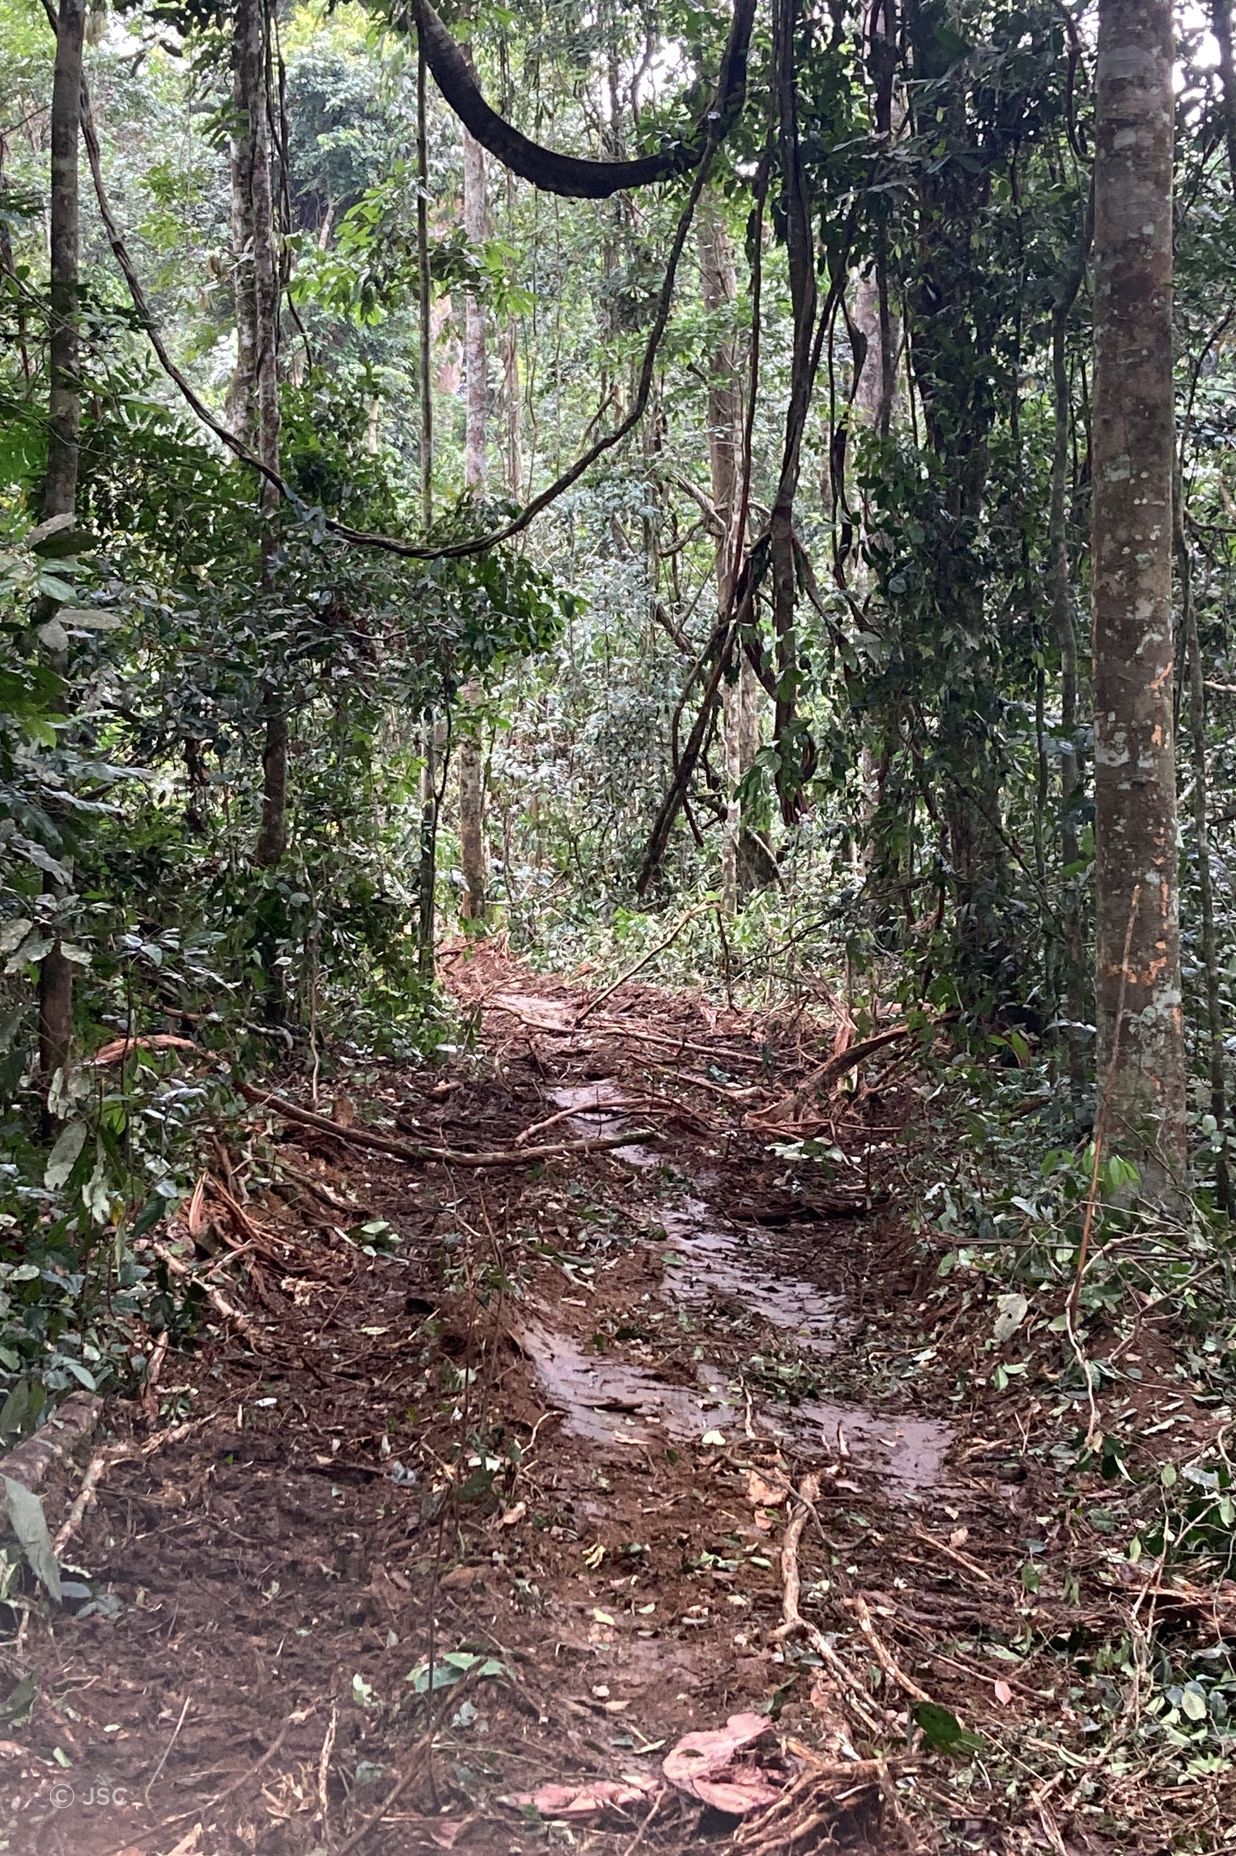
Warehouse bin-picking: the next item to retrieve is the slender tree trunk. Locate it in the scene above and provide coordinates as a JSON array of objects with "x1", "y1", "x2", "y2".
[
  {"x1": 232, "y1": 0, "x2": 286, "y2": 876},
  {"x1": 699, "y1": 192, "x2": 753, "y2": 916},
  {"x1": 462, "y1": 123, "x2": 487, "y2": 496},
  {"x1": 416, "y1": 33, "x2": 438, "y2": 977},
  {"x1": 458, "y1": 119, "x2": 489, "y2": 925},
  {"x1": 1049, "y1": 194, "x2": 1092, "y2": 1114},
  {"x1": 1091, "y1": 0, "x2": 1187, "y2": 1207},
  {"x1": 1212, "y1": 0, "x2": 1236, "y2": 192},
  {"x1": 1175, "y1": 478, "x2": 1230, "y2": 1209},
  {"x1": 36, "y1": 0, "x2": 85, "y2": 1100},
  {"x1": 905, "y1": 0, "x2": 1006, "y2": 993}
]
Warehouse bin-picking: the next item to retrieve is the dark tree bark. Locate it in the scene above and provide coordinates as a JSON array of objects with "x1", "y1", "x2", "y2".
[
  {"x1": 412, "y1": 0, "x2": 755, "y2": 199},
  {"x1": 416, "y1": 33, "x2": 438, "y2": 977},
  {"x1": 904, "y1": 0, "x2": 1006, "y2": 995},
  {"x1": 37, "y1": 0, "x2": 85, "y2": 1098},
  {"x1": 1091, "y1": 0, "x2": 1187, "y2": 1206},
  {"x1": 458, "y1": 118, "x2": 488, "y2": 925},
  {"x1": 699, "y1": 192, "x2": 758, "y2": 913},
  {"x1": 1212, "y1": 0, "x2": 1236, "y2": 192}
]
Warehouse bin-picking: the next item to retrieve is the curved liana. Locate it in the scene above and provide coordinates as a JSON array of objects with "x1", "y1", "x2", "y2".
[{"x1": 412, "y1": 0, "x2": 757, "y2": 199}]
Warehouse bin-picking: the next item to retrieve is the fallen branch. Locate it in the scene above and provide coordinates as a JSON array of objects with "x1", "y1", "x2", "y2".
[
  {"x1": 53, "y1": 1445, "x2": 121, "y2": 1556},
  {"x1": 239, "y1": 1083, "x2": 658, "y2": 1168},
  {"x1": 514, "y1": 1098, "x2": 639, "y2": 1146},
  {"x1": 151, "y1": 1238, "x2": 270, "y2": 1351},
  {"x1": 0, "y1": 1391, "x2": 100, "y2": 1496},
  {"x1": 141, "y1": 1329, "x2": 169, "y2": 1423},
  {"x1": 844, "y1": 1594, "x2": 933, "y2": 1705},
  {"x1": 575, "y1": 904, "x2": 714, "y2": 1025},
  {"x1": 90, "y1": 1033, "x2": 200, "y2": 1066},
  {"x1": 274, "y1": 1157, "x2": 363, "y2": 1215},
  {"x1": 814, "y1": 1014, "x2": 957, "y2": 1091}
]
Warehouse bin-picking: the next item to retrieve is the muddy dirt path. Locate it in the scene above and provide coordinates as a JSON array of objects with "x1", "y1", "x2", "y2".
[{"x1": 1, "y1": 960, "x2": 1155, "y2": 1855}]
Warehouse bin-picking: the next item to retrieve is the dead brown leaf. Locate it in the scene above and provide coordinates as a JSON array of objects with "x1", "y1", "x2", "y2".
[{"x1": 662, "y1": 1712, "x2": 787, "y2": 1816}]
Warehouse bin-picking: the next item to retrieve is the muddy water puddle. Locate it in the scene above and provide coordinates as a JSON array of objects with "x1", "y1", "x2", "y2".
[
  {"x1": 518, "y1": 1324, "x2": 950, "y2": 1497},
  {"x1": 529, "y1": 1080, "x2": 951, "y2": 1496},
  {"x1": 545, "y1": 1080, "x2": 661, "y2": 1168},
  {"x1": 659, "y1": 1198, "x2": 840, "y2": 1353}
]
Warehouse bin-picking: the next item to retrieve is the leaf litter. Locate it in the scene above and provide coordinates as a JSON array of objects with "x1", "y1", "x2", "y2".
[{"x1": 1, "y1": 949, "x2": 1229, "y2": 1853}]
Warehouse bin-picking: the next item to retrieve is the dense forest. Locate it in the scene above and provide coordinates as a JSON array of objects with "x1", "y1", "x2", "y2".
[{"x1": 2, "y1": 0, "x2": 1236, "y2": 1848}]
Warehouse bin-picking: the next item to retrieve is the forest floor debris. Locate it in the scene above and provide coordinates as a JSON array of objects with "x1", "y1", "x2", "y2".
[{"x1": 1, "y1": 953, "x2": 1232, "y2": 1854}]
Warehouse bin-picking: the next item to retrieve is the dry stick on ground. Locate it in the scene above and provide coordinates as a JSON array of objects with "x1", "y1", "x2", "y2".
[
  {"x1": 574, "y1": 903, "x2": 715, "y2": 1025},
  {"x1": 52, "y1": 1444, "x2": 126, "y2": 1556},
  {"x1": 151, "y1": 1238, "x2": 270, "y2": 1350},
  {"x1": 332, "y1": 1673, "x2": 480, "y2": 1856},
  {"x1": 514, "y1": 1098, "x2": 638, "y2": 1145},
  {"x1": 274, "y1": 1156, "x2": 363, "y2": 1214},
  {"x1": 909, "y1": 1527, "x2": 994, "y2": 1586},
  {"x1": 239, "y1": 1082, "x2": 657, "y2": 1168},
  {"x1": 141, "y1": 1328, "x2": 169, "y2": 1422},
  {"x1": 317, "y1": 1704, "x2": 338, "y2": 1843},
  {"x1": 774, "y1": 1473, "x2": 885, "y2": 1737},
  {"x1": 844, "y1": 1594, "x2": 933, "y2": 1705},
  {"x1": 144, "y1": 1693, "x2": 191, "y2": 1808},
  {"x1": 56, "y1": 1414, "x2": 215, "y2": 1559},
  {"x1": 202, "y1": 1706, "x2": 316, "y2": 1810}
]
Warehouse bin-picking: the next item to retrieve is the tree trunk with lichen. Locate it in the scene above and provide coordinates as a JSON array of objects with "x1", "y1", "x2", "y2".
[{"x1": 1091, "y1": 0, "x2": 1187, "y2": 1208}]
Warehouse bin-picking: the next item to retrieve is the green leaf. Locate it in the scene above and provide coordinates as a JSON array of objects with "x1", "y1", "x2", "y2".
[
  {"x1": 406, "y1": 1651, "x2": 505, "y2": 1693},
  {"x1": 0, "y1": 1673, "x2": 37, "y2": 1727},
  {"x1": 1181, "y1": 1684, "x2": 1209, "y2": 1722},
  {"x1": 913, "y1": 1701, "x2": 984, "y2": 1754},
  {"x1": 3, "y1": 1476, "x2": 62, "y2": 1603}
]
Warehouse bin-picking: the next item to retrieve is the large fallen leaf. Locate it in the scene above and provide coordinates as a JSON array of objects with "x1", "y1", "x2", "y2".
[
  {"x1": 503, "y1": 1775, "x2": 658, "y2": 1819},
  {"x1": 662, "y1": 1712, "x2": 784, "y2": 1815},
  {"x1": 3, "y1": 1478, "x2": 61, "y2": 1602}
]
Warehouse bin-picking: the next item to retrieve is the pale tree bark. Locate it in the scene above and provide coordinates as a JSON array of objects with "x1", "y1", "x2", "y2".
[
  {"x1": 36, "y1": 0, "x2": 85, "y2": 1099},
  {"x1": 698, "y1": 192, "x2": 758, "y2": 915},
  {"x1": 230, "y1": 0, "x2": 286, "y2": 876},
  {"x1": 458, "y1": 118, "x2": 489, "y2": 924},
  {"x1": 1091, "y1": 0, "x2": 1187, "y2": 1207},
  {"x1": 848, "y1": 262, "x2": 898, "y2": 864}
]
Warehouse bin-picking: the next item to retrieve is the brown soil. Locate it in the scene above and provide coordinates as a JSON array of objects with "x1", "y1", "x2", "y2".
[{"x1": 2, "y1": 954, "x2": 1230, "y2": 1856}]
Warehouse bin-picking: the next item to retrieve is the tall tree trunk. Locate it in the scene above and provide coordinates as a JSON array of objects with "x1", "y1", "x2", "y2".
[
  {"x1": 1212, "y1": 0, "x2": 1236, "y2": 192},
  {"x1": 903, "y1": 0, "x2": 1007, "y2": 998},
  {"x1": 232, "y1": 0, "x2": 286, "y2": 876},
  {"x1": 1175, "y1": 476, "x2": 1230, "y2": 1210},
  {"x1": 36, "y1": 0, "x2": 85, "y2": 1101},
  {"x1": 1091, "y1": 0, "x2": 1187, "y2": 1207},
  {"x1": 457, "y1": 120, "x2": 489, "y2": 925},
  {"x1": 416, "y1": 32, "x2": 438, "y2": 977},
  {"x1": 1049, "y1": 194, "x2": 1092, "y2": 1116},
  {"x1": 699, "y1": 192, "x2": 754, "y2": 915}
]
